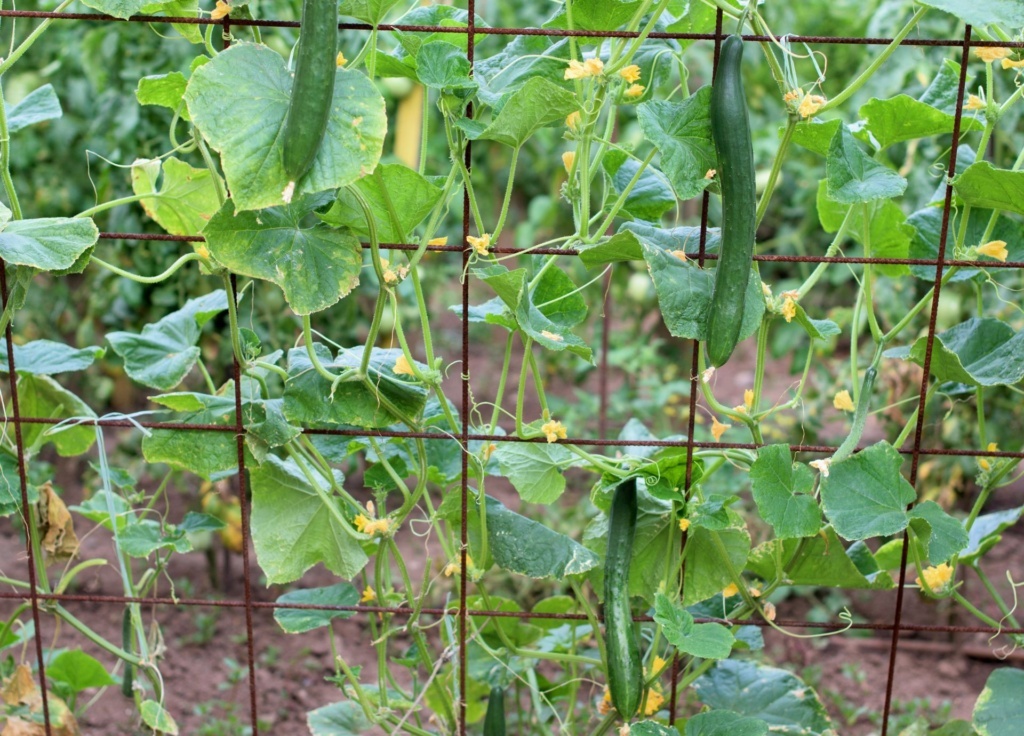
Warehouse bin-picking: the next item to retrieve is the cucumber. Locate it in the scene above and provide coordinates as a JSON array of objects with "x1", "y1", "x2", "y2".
[
  {"x1": 281, "y1": 0, "x2": 338, "y2": 190},
  {"x1": 483, "y1": 686, "x2": 506, "y2": 736},
  {"x1": 604, "y1": 477, "x2": 642, "y2": 719},
  {"x1": 121, "y1": 607, "x2": 135, "y2": 698},
  {"x1": 706, "y1": 34, "x2": 756, "y2": 368}
]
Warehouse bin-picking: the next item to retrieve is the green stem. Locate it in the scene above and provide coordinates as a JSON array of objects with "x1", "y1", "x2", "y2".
[
  {"x1": 491, "y1": 146, "x2": 519, "y2": 244},
  {"x1": 953, "y1": 589, "x2": 1003, "y2": 630},
  {"x1": 755, "y1": 116, "x2": 797, "y2": 228},
  {"x1": 593, "y1": 148, "x2": 657, "y2": 238},
  {"x1": 974, "y1": 565, "x2": 1021, "y2": 630},
  {"x1": 76, "y1": 193, "x2": 173, "y2": 219},
  {"x1": 489, "y1": 332, "x2": 515, "y2": 432},
  {"x1": 861, "y1": 204, "x2": 883, "y2": 343},
  {"x1": 0, "y1": 76, "x2": 22, "y2": 220},
  {"x1": 91, "y1": 253, "x2": 202, "y2": 285}
]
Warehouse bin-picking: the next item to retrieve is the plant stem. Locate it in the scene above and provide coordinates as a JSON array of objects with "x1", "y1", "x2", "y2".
[{"x1": 91, "y1": 253, "x2": 202, "y2": 285}]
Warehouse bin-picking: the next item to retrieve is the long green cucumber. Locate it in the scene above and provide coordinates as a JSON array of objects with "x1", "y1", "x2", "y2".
[
  {"x1": 121, "y1": 606, "x2": 134, "y2": 698},
  {"x1": 483, "y1": 686, "x2": 506, "y2": 736},
  {"x1": 706, "y1": 34, "x2": 756, "y2": 368},
  {"x1": 604, "y1": 477, "x2": 642, "y2": 719},
  {"x1": 281, "y1": 0, "x2": 338, "y2": 190}
]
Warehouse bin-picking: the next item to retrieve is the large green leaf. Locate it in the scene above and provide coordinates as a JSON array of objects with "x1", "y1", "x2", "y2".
[
  {"x1": 0, "y1": 451, "x2": 32, "y2": 517},
  {"x1": 749, "y1": 444, "x2": 822, "y2": 540},
  {"x1": 684, "y1": 523, "x2": 750, "y2": 606},
  {"x1": 747, "y1": 527, "x2": 895, "y2": 590},
  {"x1": 136, "y1": 72, "x2": 189, "y2": 120},
  {"x1": 184, "y1": 43, "x2": 386, "y2": 211},
  {"x1": 908, "y1": 500, "x2": 968, "y2": 565},
  {"x1": 250, "y1": 455, "x2": 368, "y2": 584},
  {"x1": 471, "y1": 76, "x2": 579, "y2": 148},
  {"x1": 953, "y1": 161, "x2": 1024, "y2": 217},
  {"x1": 274, "y1": 584, "x2": 360, "y2": 633},
  {"x1": 820, "y1": 441, "x2": 916, "y2": 541},
  {"x1": 973, "y1": 668, "x2": 1024, "y2": 736},
  {"x1": 544, "y1": 0, "x2": 643, "y2": 32},
  {"x1": 637, "y1": 86, "x2": 716, "y2": 201},
  {"x1": 339, "y1": 0, "x2": 404, "y2": 24},
  {"x1": 826, "y1": 126, "x2": 907, "y2": 204},
  {"x1": 919, "y1": 0, "x2": 1024, "y2": 27},
  {"x1": 580, "y1": 223, "x2": 720, "y2": 266},
  {"x1": 320, "y1": 164, "x2": 443, "y2": 242},
  {"x1": 142, "y1": 389, "x2": 239, "y2": 480},
  {"x1": 16, "y1": 375, "x2": 96, "y2": 457},
  {"x1": 654, "y1": 591, "x2": 734, "y2": 659},
  {"x1": 484, "y1": 496, "x2": 598, "y2": 578},
  {"x1": 415, "y1": 41, "x2": 476, "y2": 92},
  {"x1": 860, "y1": 94, "x2": 970, "y2": 149},
  {"x1": 0, "y1": 340, "x2": 103, "y2": 375},
  {"x1": 7, "y1": 85, "x2": 62, "y2": 133},
  {"x1": 140, "y1": 700, "x2": 179, "y2": 736},
  {"x1": 131, "y1": 157, "x2": 221, "y2": 237},
  {"x1": 694, "y1": 660, "x2": 833, "y2": 735},
  {"x1": 603, "y1": 151, "x2": 676, "y2": 222},
  {"x1": 884, "y1": 318, "x2": 1024, "y2": 387},
  {"x1": 961, "y1": 506, "x2": 1024, "y2": 565},
  {"x1": 46, "y1": 649, "x2": 117, "y2": 694},
  {"x1": 817, "y1": 181, "x2": 914, "y2": 277},
  {"x1": 203, "y1": 194, "x2": 362, "y2": 315},
  {"x1": 106, "y1": 290, "x2": 227, "y2": 391},
  {"x1": 686, "y1": 711, "x2": 770, "y2": 736},
  {"x1": 493, "y1": 442, "x2": 572, "y2": 504},
  {"x1": 283, "y1": 344, "x2": 429, "y2": 428},
  {"x1": 307, "y1": 700, "x2": 372, "y2": 736},
  {"x1": 0, "y1": 217, "x2": 98, "y2": 272}
]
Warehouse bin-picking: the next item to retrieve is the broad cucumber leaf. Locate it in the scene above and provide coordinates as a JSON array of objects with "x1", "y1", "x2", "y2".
[
  {"x1": 654, "y1": 592, "x2": 734, "y2": 659},
  {"x1": 203, "y1": 194, "x2": 362, "y2": 316},
  {"x1": 16, "y1": 375, "x2": 96, "y2": 457},
  {"x1": 0, "y1": 217, "x2": 98, "y2": 272},
  {"x1": 340, "y1": 0, "x2": 404, "y2": 24},
  {"x1": 686, "y1": 711, "x2": 770, "y2": 736},
  {"x1": 7, "y1": 84, "x2": 62, "y2": 132},
  {"x1": 603, "y1": 151, "x2": 676, "y2": 222},
  {"x1": 250, "y1": 455, "x2": 367, "y2": 584},
  {"x1": 140, "y1": 700, "x2": 179, "y2": 735},
  {"x1": 747, "y1": 527, "x2": 895, "y2": 590},
  {"x1": 474, "y1": 36, "x2": 571, "y2": 106},
  {"x1": 961, "y1": 505, "x2": 1024, "y2": 564},
  {"x1": 107, "y1": 290, "x2": 228, "y2": 391},
  {"x1": 694, "y1": 660, "x2": 833, "y2": 735},
  {"x1": 493, "y1": 442, "x2": 572, "y2": 504},
  {"x1": 307, "y1": 700, "x2": 372, "y2": 736},
  {"x1": 638, "y1": 86, "x2": 716, "y2": 201},
  {"x1": 920, "y1": 0, "x2": 1024, "y2": 27},
  {"x1": 860, "y1": 94, "x2": 974, "y2": 149},
  {"x1": 143, "y1": 388, "x2": 240, "y2": 480},
  {"x1": 820, "y1": 441, "x2": 916, "y2": 541},
  {"x1": 391, "y1": 5, "x2": 488, "y2": 57},
  {"x1": 415, "y1": 41, "x2": 476, "y2": 92},
  {"x1": 119, "y1": 519, "x2": 191, "y2": 557},
  {"x1": 749, "y1": 444, "x2": 822, "y2": 539},
  {"x1": 790, "y1": 118, "x2": 842, "y2": 157},
  {"x1": 630, "y1": 723, "x2": 677, "y2": 736},
  {"x1": 0, "y1": 451, "x2": 33, "y2": 517},
  {"x1": 908, "y1": 500, "x2": 968, "y2": 565},
  {"x1": 816, "y1": 181, "x2": 914, "y2": 277},
  {"x1": 884, "y1": 317, "x2": 1024, "y2": 387},
  {"x1": 131, "y1": 157, "x2": 221, "y2": 237},
  {"x1": 136, "y1": 72, "x2": 189, "y2": 120},
  {"x1": 485, "y1": 496, "x2": 599, "y2": 579},
  {"x1": 683, "y1": 523, "x2": 750, "y2": 606},
  {"x1": 954, "y1": 161, "x2": 1024, "y2": 217},
  {"x1": 283, "y1": 344, "x2": 429, "y2": 429},
  {"x1": 46, "y1": 649, "x2": 117, "y2": 693},
  {"x1": 909, "y1": 206, "x2": 1024, "y2": 282},
  {"x1": 826, "y1": 125, "x2": 907, "y2": 204},
  {"x1": 320, "y1": 164, "x2": 443, "y2": 243},
  {"x1": 579, "y1": 223, "x2": 720, "y2": 266},
  {"x1": 274, "y1": 583, "x2": 360, "y2": 633},
  {"x1": 0, "y1": 340, "x2": 103, "y2": 375},
  {"x1": 973, "y1": 668, "x2": 1024, "y2": 736},
  {"x1": 544, "y1": 0, "x2": 644, "y2": 32},
  {"x1": 470, "y1": 76, "x2": 579, "y2": 148},
  {"x1": 185, "y1": 43, "x2": 386, "y2": 211}
]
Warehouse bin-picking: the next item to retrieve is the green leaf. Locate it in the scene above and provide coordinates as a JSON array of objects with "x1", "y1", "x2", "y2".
[
  {"x1": 630, "y1": 723, "x2": 676, "y2": 736},
  {"x1": 820, "y1": 441, "x2": 916, "y2": 541},
  {"x1": 603, "y1": 151, "x2": 676, "y2": 222},
  {"x1": 0, "y1": 451, "x2": 33, "y2": 517},
  {"x1": 790, "y1": 118, "x2": 842, "y2": 157},
  {"x1": 471, "y1": 76, "x2": 579, "y2": 148},
  {"x1": 143, "y1": 390, "x2": 238, "y2": 480},
  {"x1": 307, "y1": 700, "x2": 372, "y2": 736},
  {"x1": 484, "y1": 496, "x2": 598, "y2": 579},
  {"x1": 749, "y1": 444, "x2": 822, "y2": 540},
  {"x1": 684, "y1": 523, "x2": 750, "y2": 606},
  {"x1": 474, "y1": 35, "x2": 571, "y2": 106},
  {"x1": 908, "y1": 501, "x2": 968, "y2": 565},
  {"x1": 179, "y1": 511, "x2": 224, "y2": 534},
  {"x1": 544, "y1": 0, "x2": 643, "y2": 32},
  {"x1": 884, "y1": 317, "x2": 1024, "y2": 387},
  {"x1": 686, "y1": 711, "x2": 770, "y2": 736},
  {"x1": 860, "y1": 94, "x2": 971, "y2": 149},
  {"x1": 136, "y1": 72, "x2": 189, "y2": 121},
  {"x1": 119, "y1": 520, "x2": 191, "y2": 557},
  {"x1": 494, "y1": 442, "x2": 572, "y2": 504},
  {"x1": 184, "y1": 43, "x2": 386, "y2": 211},
  {"x1": 0, "y1": 217, "x2": 99, "y2": 272},
  {"x1": 654, "y1": 592, "x2": 734, "y2": 659},
  {"x1": 954, "y1": 161, "x2": 1024, "y2": 217},
  {"x1": 909, "y1": 206, "x2": 1023, "y2": 282},
  {"x1": 283, "y1": 345, "x2": 429, "y2": 428},
  {"x1": 320, "y1": 164, "x2": 443, "y2": 243},
  {"x1": 131, "y1": 157, "x2": 221, "y2": 237},
  {"x1": 16, "y1": 375, "x2": 96, "y2": 457},
  {"x1": 250, "y1": 455, "x2": 368, "y2": 584},
  {"x1": 415, "y1": 41, "x2": 476, "y2": 92},
  {"x1": 920, "y1": 60, "x2": 966, "y2": 117},
  {"x1": 107, "y1": 290, "x2": 228, "y2": 390},
  {"x1": 140, "y1": 700, "x2": 179, "y2": 736},
  {"x1": 747, "y1": 527, "x2": 895, "y2": 590},
  {"x1": 274, "y1": 583, "x2": 360, "y2": 633},
  {"x1": 826, "y1": 125, "x2": 907, "y2": 204},
  {"x1": 638, "y1": 86, "x2": 716, "y2": 201},
  {"x1": 817, "y1": 181, "x2": 914, "y2": 277},
  {"x1": 7, "y1": 85, "x2": 62, "y2": 133},
  {"x1": 961, "y1": 506, "x2": 1023, "y2": 565},
  {"x1": 974, "y1": 668, "x2": 1024, "y2": 736},
  {"x1": 919, "y1": 0, "x2": 1024, "y2": 27},
  {"x1": 339, "y1": 0, "x2": 404, "y2": 24},
  {"x1": 46, "y1": 649, "x2": 117, "y2": 693},
  {"x1": 203, "y1": 194, "x2": 362, "y2": 315},
  {"x1": 694, "y1": 660, "x2": 833, "y2": 735},
  {"x1": 0, "y1": 340, "x2": 103, "y2": 375}
]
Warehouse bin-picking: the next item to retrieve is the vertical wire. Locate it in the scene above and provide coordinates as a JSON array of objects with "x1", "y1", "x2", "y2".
[
  {"x1": 668, "y1": 9, "x2": 723, "y2": 723},
  {"x1": 0, "y1": 264, "x2": 52, "y2": 734},
  {"x1": 879, "y1": 24, "x2": 973, "y2": 736}
]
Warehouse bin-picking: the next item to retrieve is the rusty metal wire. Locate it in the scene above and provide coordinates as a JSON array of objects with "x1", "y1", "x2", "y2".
[{"x1": 0, "y1": 7, "x2": 1011, "y2": 736}]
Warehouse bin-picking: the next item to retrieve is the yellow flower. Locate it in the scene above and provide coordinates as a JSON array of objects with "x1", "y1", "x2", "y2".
[
  {"x1": 743, "y1": 389, "x2": 754, "y2": 411},
  {"x1": 810, "y1": 458, "x2": 831, "y2": 477},
  {"x1": 763, "y1": 601, "x2": 777, "y2": 622},
  {"x1": 467, "y1": 233, "x2": 491, "y2": 255},
  {"x1": 781, "y1": 296, "x2": 797, "y2": 323},
  {"x1": 540, "y1": 330, "x2": 563, "y2": 342},
  {"x1": 711, "y1": 416, "x2": 731, "y2": 442},
  {"x1": 444, "y1": 553, "x2": 474, "y2": 577},
  {"x1": 542, "y1": 419, "x2": 567, "y2": 443},
  {"x1": 584, "y1": 58, "x2": 605, "y2": 76},
  {"x1": 916, "y1": 563, "x2": 954, "y2": 593},
  {"x1": 428, "y1": 236, "x2": 448, "y2": 246},
  {"x1": 965, "y1": 94, "x2": 986, "y2": 111},
  {"x1": 210, "y1": 0, "x2": 230, "y2": 19},
  {"x1": 980, "y1": 441, "x2": 998, "y2": 471},
  {"x1": 598, "y1": 687, "x2": 613, "y2": 715},
  {"x1": 566, "y1": 111, "x2": 582, "y2": 131},
  {"x1": 360, "y1": 585, "x2": 376, "y2": 603},
  {"x1": 624, "y1": 83, "x2": 645, "y2": 99},
  {"x1": 977, "y1": 240, "x2": 1008, "y2": 261},
  {"x1": 565, "y1": 57, "x2": 604, "y2": 80},
  {"x1": 393, "y1": 354, "x2": 415, "y2": 376},
  {"x1": 619, "y1": 65, "x2": 641, "y2": 83},
  {"x1": 974, "y1": 47, "x2": 1011, "y2": 63},
  {"x1": 671, "y1": 249, "x2": 687, "y2": 261},
  {"x1": 704, "y1": 168, "x2": 717, "y2": 179},
  {"x1": 650, "y1": 656, "x2": 668, "y2": 676},
  {"x1": 798, "y1": 94, "x2": 827, "y2": 119},
  {"x1": 833, "y1": 390, "x2": 855, "y2": 413},
  {"x1": 721, "y1": 582, "x2": 740, "y2": 597},
  {"x1": 678, "y1": 518, "x2": 690, "y2": 532},
  {"x1": 761, "y1": 281, "x2": 773, "y2": 298},
  {"x1": 336, "y1": 51, "x2": 347, "y2": 67},
  {"x1": 733, "y1": 404, "x2": 748, "y2": 415},
  {"x1": 1002, "y1": 57, "x2": 1024, "y2": 70},
  {"x1": 481, "y1": 443, "x2": 498, "y2": 463},
  {"x1": 196, "y1": 243, "x2": 211, "y2": 260},
  {"x1": 562, "y1": 151, "x2": 575, "y2": 173},
  {"x1": 643, "y1": 688, "x2": 665, "y2": 715},
  {"x1": 783, "y1": 88, "x2": 802, "y2": 103}
]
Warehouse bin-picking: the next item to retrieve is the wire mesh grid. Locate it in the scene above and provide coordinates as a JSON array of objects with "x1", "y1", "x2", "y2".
[{"x1": 0, "y1": 4, "x2": 1017, "y2": 734}]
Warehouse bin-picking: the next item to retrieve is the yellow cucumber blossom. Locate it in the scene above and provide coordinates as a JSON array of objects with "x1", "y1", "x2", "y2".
[
  {"x1": 1002, "y1": 57, "x2": 1024, "y2": 70},
  {"x1": 379, "y1": 257, "x2": 408, "y2": 285},
  {"x1": 833, "y1": 390, "x2": 855, "y2": 412},
  {"x1": 566, "y1": 110, "x2": 582, "y2": 131},
  {"x1": 763, "y1": 601, "x2": 777, "y2": 622},
  {"x1": 721, "y1": 582, "x2": 740, "y2": 597},
  {"x1": 711, "y1": 416, "x2": 731, "y2": 441},
  {"x1": 443, "y1": 553, "x2": 475, "y2": 577},
  {"x1": 977, "y1": 240, "x2": 1008, "y2": 261},
  {"x1": 336, "y1": 51, "x2": 347, "y2": 67},
  {"x1": 810, "y1": 458, "x2": 831, "y2": 477},
  {"x1": 211, "y1": 0, "x2": 230, "y2": 19},
  {"x1": 360, "y1": 585, "x2": 376, "y2": 603},
  {"x1": 564, "y1": 57, "x2": 604, "y2": 80},
  {"x1": 624, "y1": 83, "x2": 645, "y2": 99},
  {"x1": 916, "y1": 563, "x2": 954, "y2": 593},
  {"x1": 743, "y1": 389, "x2": 754, "y2": 411},
  {"x1": 196, "y1": 243, "x2": 211, "y2": 260},
  {"x1": 541, "y1": 419, "x2": 567, "y2": 443},
  {"x1": 797, "y1": 94, "x2": 827, "y2": 119},
  {"x1": 705, "y1": 168, "x2": 717, "y2": 179},
  {"x1": 598, "y1": 687, "x2": 613, "y2": 715},
  {"x1": 678, "y1": 517, "x2": 691, "y2": 532},
  {"x1": 428, "y1": 236, "x2": 448, "y2": 246},
  {"x1": 467, "y1": 233, "x2": 491, "y2": 255},
  {"x1": 780, "y1": 290, "x2": 800, "y2": 322},
  {"x1": 643, "y1": 688, "x2": 665, "y2": 715},
  {"x1": 979, "y1": 442, "x2": 998, "y2": 471},
  {"x1": 974, "y1": 47, "x2": 1011, "y2": 63},
  {"x1": 783, "y1": 88, "x2": 802, "y2": 103},
  {"x1": 354, "y1": 510, "x2": 392, "y2": 537},
  {"x1": 562, "y1": 151, "x2": 575, "y2": 173},
  {"x1": 619, "y1": 64, "x2": 641, "y2": 83},
  {"x1": 393, "y1": 354, "x2": 415, "y2": 377},
  {"x1": 964, "y1": 93, "x2": 986, "y2": 111}
]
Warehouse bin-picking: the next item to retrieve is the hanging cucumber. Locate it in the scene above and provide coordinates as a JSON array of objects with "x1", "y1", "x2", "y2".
[
  {"x1": 121, "y1": 607, "x2": 135, "y2": 698},
  {"x1": 483, "y1": 686, "x2": 506, "y2": 736},
  {"x1": 604, "y1": 477, "x2": 642, "y2": 719},
  {"x1": 706, "y1": 34, "x2": 756, "y2": 368},
  {"x1": 281, "y1": 0, "x2": 338, "y2": 198}
]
